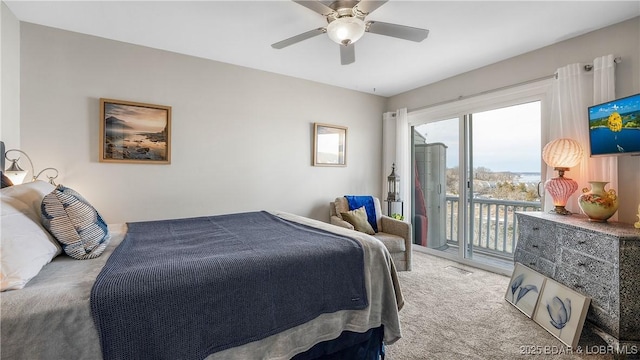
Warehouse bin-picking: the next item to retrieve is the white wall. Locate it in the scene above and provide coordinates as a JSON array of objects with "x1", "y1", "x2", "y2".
[
  {"x1": 388, "y1": 17, "x2": 640, "y2": 224},
  {"x1": 1, "y1": 1, "x2": 20, "y2": 149},
  {"x1": 19, "y1": 23, "x2": 386, "y2": 224}
]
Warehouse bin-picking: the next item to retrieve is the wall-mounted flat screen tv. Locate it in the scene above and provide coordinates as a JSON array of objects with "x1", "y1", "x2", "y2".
[{"x1": 588, "y1": 93, "x2": 640, "y2": 157}]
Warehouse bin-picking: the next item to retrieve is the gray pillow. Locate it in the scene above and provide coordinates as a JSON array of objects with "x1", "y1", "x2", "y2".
[{"x1": 41, "y1": 185, "x2": 110, "y2": 260}]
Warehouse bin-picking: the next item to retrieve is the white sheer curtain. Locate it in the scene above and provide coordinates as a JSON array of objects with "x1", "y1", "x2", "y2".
[
  {"x1": 381, "y1": 108, "x2": 411, "y2": 219},
  {"x1": 591, "y1": 55, "x2": 618, "y2": 219},
  {"x1": 545, "y1": 55, "x2": 617, "y2": 218},
  {"x1": 382, "y1": 112, "x2": 396, "y2": 203},
  {"x1": 395, "y1": 108, "x2": 410, "y2": 219}
]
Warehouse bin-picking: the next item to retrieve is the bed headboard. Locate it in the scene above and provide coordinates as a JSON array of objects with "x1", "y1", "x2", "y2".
[{"x1": 0, "y1": 141, "x2": 5, "y2": 171}]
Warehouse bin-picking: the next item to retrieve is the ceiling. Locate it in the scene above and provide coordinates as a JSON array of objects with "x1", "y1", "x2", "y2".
[{"x1": 5, "y1": 1, "x2": 640, "y2": 97}]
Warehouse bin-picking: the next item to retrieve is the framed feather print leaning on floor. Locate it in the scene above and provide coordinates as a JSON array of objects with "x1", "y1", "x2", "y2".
[
  {"x1": 533, "y1": 278, "x2": 590, "y2": 349},
  {"x1": 505, "y1": 263, "x2": 546, "y2": 318}
]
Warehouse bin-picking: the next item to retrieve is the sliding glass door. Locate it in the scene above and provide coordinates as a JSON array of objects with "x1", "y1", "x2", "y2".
[
  {"x1": 411, "y1": 101, "x2": 543, "y2": 271},
  {"x1": 465, "y1": 102, "x2": 542, "y2": 267}
]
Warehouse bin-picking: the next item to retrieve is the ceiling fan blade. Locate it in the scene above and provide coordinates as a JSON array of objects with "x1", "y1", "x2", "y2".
[
  {"x1": 271, "y1": 28, "x2": 326, "y2": 49},
  {"x1": 340, "y1": 43, "x2": 355, "y2": 65},
  {"x1": 293, "y1": 0, "x2": 335, "y2": 16},
  {"x1": 366, "y1": 21, "x2": 429, "y2": 42},
  {"x1": 355, "y1": 0, "x2": 388, "y2": 15}
]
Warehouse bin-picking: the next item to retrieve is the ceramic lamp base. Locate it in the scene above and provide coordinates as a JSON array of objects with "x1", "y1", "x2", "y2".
[{"x1": 545, "y1": 176, "x2": 578, "y2": 215}]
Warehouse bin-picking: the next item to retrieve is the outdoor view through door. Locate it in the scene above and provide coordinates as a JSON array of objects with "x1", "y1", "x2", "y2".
[{"x1": 412, "y1": 101, "x2": 542, "y2": 271}]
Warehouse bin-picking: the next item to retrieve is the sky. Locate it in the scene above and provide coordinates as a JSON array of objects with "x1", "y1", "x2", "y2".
[
  {"x1": 415, "y1": 101, "x2": 541, "y2": 173},
  {"x1": 588, "y1": 93, "x2": 640, "y2": 120},
  {"x1": 105, "y1": 103, "x2": 167, "y2": 132}
]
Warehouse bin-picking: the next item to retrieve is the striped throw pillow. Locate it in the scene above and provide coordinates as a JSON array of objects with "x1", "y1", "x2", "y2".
[{"x1": 41, "y1": 185, "x2": 110, "y2": 260}]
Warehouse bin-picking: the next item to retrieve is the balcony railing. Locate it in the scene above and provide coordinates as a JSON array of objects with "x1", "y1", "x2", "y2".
[{"x1": 444, "y1": 196, "x2": 542, "y2": 259}]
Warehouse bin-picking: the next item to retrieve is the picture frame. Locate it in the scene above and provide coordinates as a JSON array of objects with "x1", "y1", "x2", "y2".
[
  {"x1": 533, "y1": 278, "x2": 591, "y2": 349},
  {"x1": 99, "y1": 98, "x2": 171, "y2": 164},
  {"x1": 313, "y1": 123, "x2": 347, "y2": 166},
  {"x1": 505, "y1": 263, "x2": 546, "y2": 318}
]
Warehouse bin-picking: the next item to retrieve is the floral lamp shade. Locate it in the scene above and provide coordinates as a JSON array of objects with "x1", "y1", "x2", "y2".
[{"x1": 542, "y1": 138, "x2": 583, "y2": 215}]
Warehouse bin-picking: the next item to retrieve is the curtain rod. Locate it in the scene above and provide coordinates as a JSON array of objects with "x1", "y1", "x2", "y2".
[
  {"x1": 583, "y1": 56, "x2": 622, "y2": 72},
  {"x1": 405, "y1": 56, "x2": 622, "y2": 114}
]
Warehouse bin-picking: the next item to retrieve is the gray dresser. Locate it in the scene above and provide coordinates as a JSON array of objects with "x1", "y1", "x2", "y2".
[{"x1": 514, "y1": 211, "x2": 640, "y2": 350}]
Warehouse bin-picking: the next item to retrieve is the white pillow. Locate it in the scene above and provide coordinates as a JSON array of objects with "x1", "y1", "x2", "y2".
[
  {"x1": 1, "y1": 180, "x2": 57, "y2": 219},
  {"x1": 1, "y1": 189, "x2": 62, "y2": 291}
]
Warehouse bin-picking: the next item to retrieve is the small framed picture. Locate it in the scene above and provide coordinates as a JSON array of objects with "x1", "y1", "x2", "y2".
[
  {"x1": 99, "y1": 98, "x2": 171, "y2": 164},
  {"x1": 313, "y1": 123, "x2": 347, "y2": 166},
  {"x1": 505, "y1": 263, "x2": 546, "y2": 318},
  {"x1": 533, "y1": 278, "x2": 591, "y2": 349}
]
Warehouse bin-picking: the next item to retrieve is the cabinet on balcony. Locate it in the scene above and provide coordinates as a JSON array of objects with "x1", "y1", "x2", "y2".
[
  {"x1": 414, "y1": 142, "x2": 447, "y2": 249},
  {"x1": 514, "y1": 211, "x2": 640, "y2": 350}
]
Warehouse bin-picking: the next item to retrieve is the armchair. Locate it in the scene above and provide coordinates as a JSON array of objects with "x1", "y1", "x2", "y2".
[{"x1": 330, "y1": 196, "x2": 412, "y2": 271}]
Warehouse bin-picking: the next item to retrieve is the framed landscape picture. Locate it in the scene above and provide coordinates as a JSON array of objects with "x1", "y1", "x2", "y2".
[
  {"x1": 533, "y1": 278, "x2": 591, "y2": 349},
  {"x1": 99, "y1": 98, "x2": 171, "y2": 164},
  {"x1": 505, "y1": 263, "x2": 546, "y2": 318},
  {"x1": 313, "y1": 123, "x2": 347, "y2": 166}
]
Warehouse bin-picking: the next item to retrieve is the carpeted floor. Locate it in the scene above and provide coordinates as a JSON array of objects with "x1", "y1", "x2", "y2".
[{"x1": 384, "y1": 250, "x2": 616, "y2": 360}]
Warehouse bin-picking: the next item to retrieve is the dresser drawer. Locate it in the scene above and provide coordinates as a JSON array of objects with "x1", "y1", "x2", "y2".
[
  {"x1": 517, "y1": 217, "x2": 558, "y2": 261},
  {"x1": 587, "y1": 304, "x2": 619, "y2": 338},
  {"x1": 556, "y1": 227, "x2": 618, "y2": 263},
  {"x1": 554, "y1": 264, "x2": 612, "y2": 313},
  {"x1": 559, "y1": 248, "x2": 616, "y2": 284},
  {"x1": 514, "y1": 248, "x2": 555, "y2": 278}
]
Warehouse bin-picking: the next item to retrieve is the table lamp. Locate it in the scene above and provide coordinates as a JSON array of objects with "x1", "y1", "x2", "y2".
[
  {"x1": 387, "y1": 163, "x2": 400, "y2": 202},
  {"x1": 542, "y1": 138, "x2": 583, "y2": 215},
  {"x1": 4, "y1": 149, "x2": 59, "y2": 185}
]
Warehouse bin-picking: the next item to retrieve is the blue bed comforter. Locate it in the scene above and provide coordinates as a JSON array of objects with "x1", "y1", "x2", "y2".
[{"x1": 90, "y1": 211, "x2": 367, "y2": 360}]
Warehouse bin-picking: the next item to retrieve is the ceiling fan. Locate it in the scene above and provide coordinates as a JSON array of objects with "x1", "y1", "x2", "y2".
[{"x1": 271, "y1": 0, "x2": 429, "y2": 65}]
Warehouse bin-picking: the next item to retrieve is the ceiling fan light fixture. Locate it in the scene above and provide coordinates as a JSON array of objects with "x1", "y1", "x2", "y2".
[{"x1": 327, "y1": 17, "x2": 365, "y2": 45}]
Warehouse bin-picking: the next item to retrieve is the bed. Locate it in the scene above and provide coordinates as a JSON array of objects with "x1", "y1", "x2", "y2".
[{"x1": 0, "y1": 175, "x2": 403, "y2": 359}]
